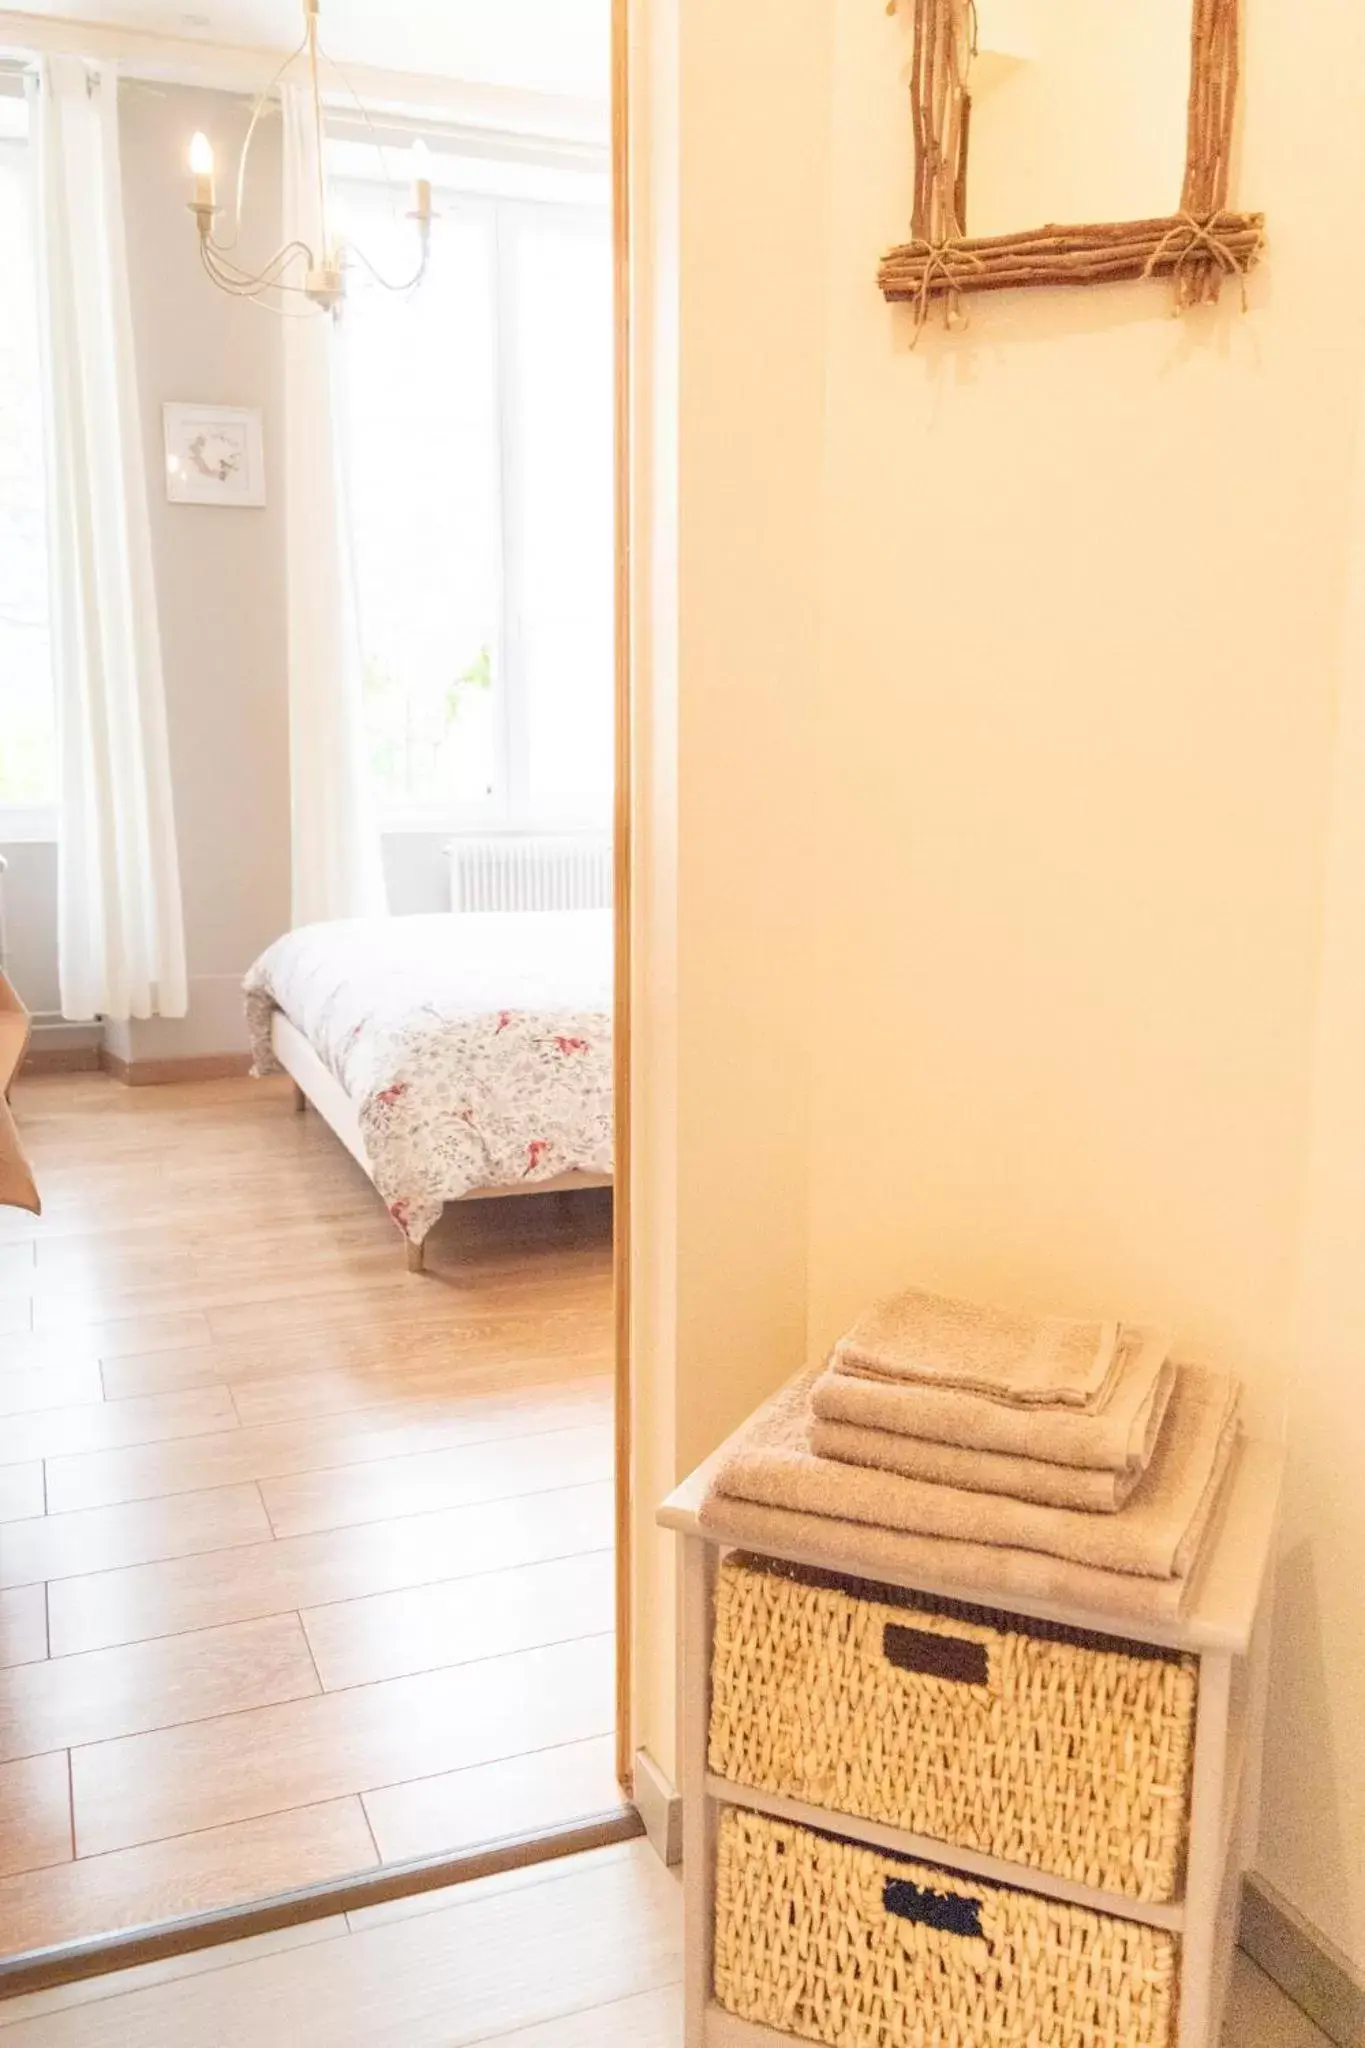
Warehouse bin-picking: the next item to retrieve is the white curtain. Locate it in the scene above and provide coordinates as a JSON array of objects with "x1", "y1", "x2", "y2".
[
  {"x1": 281, "y1": 85, "x2": 387, "y2": 928},
  {"x1": 29, "y1": 57, "x2": 188, "y2": 1022}
]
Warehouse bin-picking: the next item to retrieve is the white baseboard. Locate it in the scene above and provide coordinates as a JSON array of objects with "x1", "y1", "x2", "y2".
[
  {"x1": 23, "y1": 1015, "x2": 103, "y2": 1073},
  {"x1": 1240, "y1": 1874, "x2": 1365, "y2": 2047},
  {"x1": 633, "y1": 1748, "x2": 682, "y2": 1868},
  {"x1": 27, "y1": 1015, "x2": 102, "y2": 1051},
  {"x1": 101, "y1": 975, "x2": 251, "y2": 1063}
]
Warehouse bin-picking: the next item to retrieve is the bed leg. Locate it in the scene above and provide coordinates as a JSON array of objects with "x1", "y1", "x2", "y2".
[
  {"x1": 406, "y1": 1238, "x2": 426, "y2": 1275},
  {"x1": 291, "y1": 1083, "x2": 307, "y2": 1114}
]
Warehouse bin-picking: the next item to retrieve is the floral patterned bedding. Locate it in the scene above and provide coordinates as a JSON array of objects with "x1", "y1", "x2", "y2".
[{"x1": 243, "y1": 910, "x2": 613, "y2": 1245}]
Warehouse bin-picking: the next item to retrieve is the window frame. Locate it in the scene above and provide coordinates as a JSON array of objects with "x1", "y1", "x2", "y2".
[{"x1": 329, "y1": 151, "x2": 613, "y2": 841}]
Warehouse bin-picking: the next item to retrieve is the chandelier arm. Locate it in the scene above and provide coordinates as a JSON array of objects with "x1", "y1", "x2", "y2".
[
  {"x1": 199, "y1": 240, "x2": 267, "y2": 294},
  {"x1": 325, "y1": 49, "x2": 409, "y2": 219},
  {"x1": 244, "y1": 292, "x2": 328, "y2": 319},
  {"x1": 345, "y1": 234, "x2": 431, "y2": 297},
  {"x1": 212, "y1": 28, "x2": 310, "y2": 256},
  {"x1": 200, "y1": 252, "x2": 303, "y2": 296},
  {"x1": 199, "y1": 237, "x2": 316, "y2": 298},
  {"x1": 201, "y1": 249, "x2": 321, "y2": 316},
  {"x1": 225, "y1": 237, "x2": 316, "y2": 287},
  {"x1": 306, "y1": 3, "x2": 331, "y2": 262},
  {"x1": 201, "y1": 234, "x2": 314, "y2": 285}
]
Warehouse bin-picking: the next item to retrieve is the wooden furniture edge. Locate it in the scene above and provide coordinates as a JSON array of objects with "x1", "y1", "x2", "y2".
[
  {"x1": 704, "y1": 2011, "x2": 830, "y2": 2047},
  {"x1": 682, "y1": 1538, "x2": 720, "y2": 2042},
  {"x1": 635, "y1": 1747, "x2": 683, "y2": 1867},
  {"x1": 701, "y1": 1773, "x2": 1184, "y2": 1931}
]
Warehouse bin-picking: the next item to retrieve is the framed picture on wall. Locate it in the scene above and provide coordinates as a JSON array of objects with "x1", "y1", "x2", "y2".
[{"x1": 162, "y1": 402, "x2": 266, "y2": 507}]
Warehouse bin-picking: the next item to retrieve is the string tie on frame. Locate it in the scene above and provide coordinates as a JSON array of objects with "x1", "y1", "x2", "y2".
[
  {"x1": 905, "y1": 237, "x2": 984, "y2": 343},
  {"x1": 1143, "y1": 210, "x2": 1262, "y2": 312}
]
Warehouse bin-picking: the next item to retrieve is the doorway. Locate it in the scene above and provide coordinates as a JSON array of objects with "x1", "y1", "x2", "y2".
[{"x1": 0, "y1": 0, "x2": 634, "y2": 1988}]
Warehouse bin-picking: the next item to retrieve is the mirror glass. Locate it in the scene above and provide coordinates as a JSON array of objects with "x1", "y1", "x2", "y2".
[{"x1": 966, "y1": 0, "x2": 1194, "y2": 240}]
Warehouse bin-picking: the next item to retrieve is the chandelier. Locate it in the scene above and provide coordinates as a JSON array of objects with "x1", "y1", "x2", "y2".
[{"x1": 186, "y1": 0, "x2": 433, "y2": 315}]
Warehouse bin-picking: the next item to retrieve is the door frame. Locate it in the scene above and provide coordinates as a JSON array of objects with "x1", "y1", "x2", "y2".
[{"x1": 611, "y1": 0, "x2": 635, "y2": 1794}]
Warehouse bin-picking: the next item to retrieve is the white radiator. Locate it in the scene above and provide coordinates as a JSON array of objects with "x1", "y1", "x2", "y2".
[{"x1": 446, "y1": 833, "x2": 613, "y2": 914}]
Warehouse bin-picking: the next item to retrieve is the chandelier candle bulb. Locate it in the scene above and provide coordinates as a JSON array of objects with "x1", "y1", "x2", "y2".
[
  {"x1": 411, "y1": 139, "x2": 433, "y2": 225},
  {"x1": 188, "y1": 130, "x2": 215, "y2": 215}
]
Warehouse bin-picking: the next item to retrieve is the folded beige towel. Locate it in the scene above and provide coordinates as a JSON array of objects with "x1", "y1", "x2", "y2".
[
  {"x1": 706, "y1": 1364, "x2": 1239, "y2": 1581},
  {"x1": 821, "y1": 1326, "x2": 1174, "y2": 1475},
  {"x1": 833, "y1": 1287, "x2": 1121, "y2": 1409},
  {"x1": 809, "y1": 1416, "x2": 1142, "y2": 1511},
  {"x1": 698, "y1": 1489, "x2": 1221, "y2": 1626}
]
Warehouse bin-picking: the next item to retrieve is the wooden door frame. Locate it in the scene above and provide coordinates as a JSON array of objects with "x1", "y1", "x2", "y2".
[{"x1": 611, "y1": 0, "x2": 635, "y2": 1794}]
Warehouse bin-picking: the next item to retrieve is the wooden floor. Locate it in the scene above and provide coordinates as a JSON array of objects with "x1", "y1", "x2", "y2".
[
  {"x1": 0, "y1": 1073, "x2": 623, "y2": 1962},
  {"x1": 0, "y1": 1840, "x2": 1329, "y2": 2046}
]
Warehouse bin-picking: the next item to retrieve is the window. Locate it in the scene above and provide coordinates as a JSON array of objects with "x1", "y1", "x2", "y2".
[
  {"x1": 330, "y1": 140, "x2": 613, "y2": 832},
  {"x1": 0, "y1": 90, "x2": 57, "y2": 828}
]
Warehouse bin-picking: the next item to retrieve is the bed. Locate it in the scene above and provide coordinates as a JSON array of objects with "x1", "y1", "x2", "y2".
[{"x1": 243, "y1": 909, "x2": 613, "y2": 1269}]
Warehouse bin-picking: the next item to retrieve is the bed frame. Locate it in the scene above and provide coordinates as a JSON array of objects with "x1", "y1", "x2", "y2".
[{"x1": 270, "y1": 1010, "x2": 611, "y2": 1272}]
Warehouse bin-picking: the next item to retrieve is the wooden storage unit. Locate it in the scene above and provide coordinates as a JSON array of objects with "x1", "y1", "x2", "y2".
[
  {"x1": 660, "y1": 1431, "x2": 1281, "y2": 2048},
  {"x1": 715, "y1": 1807, "x2": 1180, "y2": 2048},
  {"x1": 710, "y1": 1554, "x2": 1200, "y2": 1903}
]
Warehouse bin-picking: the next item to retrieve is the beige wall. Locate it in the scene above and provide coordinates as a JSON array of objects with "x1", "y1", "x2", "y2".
[
  {"x1": 807, "y1": 0, "x2": 1365, "y2": 1445},
  {"x1": 1267, "y1": 414, "x2": 1365, "y2": 1962},
  {"x1": 631, "y1": 0, "x2": 1365, "y2": 1972},
  {"x1": 628, "y1": 0, "x2": 830, "y2": 1778}
]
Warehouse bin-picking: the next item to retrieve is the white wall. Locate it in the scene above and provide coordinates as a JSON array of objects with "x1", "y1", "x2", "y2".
[{"x1": 630, "y1": 0, "x2": 1365, "y2": 1974}]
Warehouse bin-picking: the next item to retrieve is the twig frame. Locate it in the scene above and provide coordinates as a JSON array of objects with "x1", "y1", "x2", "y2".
[{"x1": 880, "y1": 0, "x2": 1264, "y2": 324}]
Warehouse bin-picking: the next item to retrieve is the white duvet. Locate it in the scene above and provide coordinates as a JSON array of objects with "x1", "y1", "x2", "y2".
[{"x1": 244, "y1": 911, "x2": 613, "y2": 1245}]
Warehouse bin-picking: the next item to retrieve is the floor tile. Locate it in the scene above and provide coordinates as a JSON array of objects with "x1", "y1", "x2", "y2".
[
  {"x1": 71, "y1": 1634, "x2": 614, "y2": 1857},
  {"x1": 0, "y1": 1615, "x2": 320, "y2": 1764},
  {"x1": 0, "y1": 1755, "x2": 71, "y2": 1882},
  {"x1": 0, "y1": 1805, "x2": 374, "y2": 1962},
  {"x1": 1, "y1": 1487, "x2": 272, "y2": 1593},
  {"x1": 363, "y1": 1733, "x2": 628, "y2": 1864},
  {"x1": 301, "y1": 1549, "x2": 613, "y2": 1691},
  {"x1": 47, "y1": 1483, "x2": 612, "y2": 1656}
]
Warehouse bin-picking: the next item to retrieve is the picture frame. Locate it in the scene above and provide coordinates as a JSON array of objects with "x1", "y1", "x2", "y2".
[
  {"x1": 879, "y1": 0, "x2": 1265, "y2": 330},
  {"x1": 162, "y1": 402, "x2": 266, "y2": 507}
]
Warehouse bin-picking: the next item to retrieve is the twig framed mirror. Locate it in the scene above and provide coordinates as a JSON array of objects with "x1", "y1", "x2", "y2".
[{"x1": 879, "y1": 0, "x2": 1264, "y2": 331}]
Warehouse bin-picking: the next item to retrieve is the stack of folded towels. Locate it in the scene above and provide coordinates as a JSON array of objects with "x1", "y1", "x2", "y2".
[{"x1": 700, "y1": 1289, "x2": 1242, "y2": 1622}]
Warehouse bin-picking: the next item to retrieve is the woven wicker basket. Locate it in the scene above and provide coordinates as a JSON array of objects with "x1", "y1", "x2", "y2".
[
  {"x1": 715, "y1": 1807, "x2": 1179, "y2": 2048},
  {"x1": 710, "y1": 1555, "x2": 1197, "y2": 1903}
]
